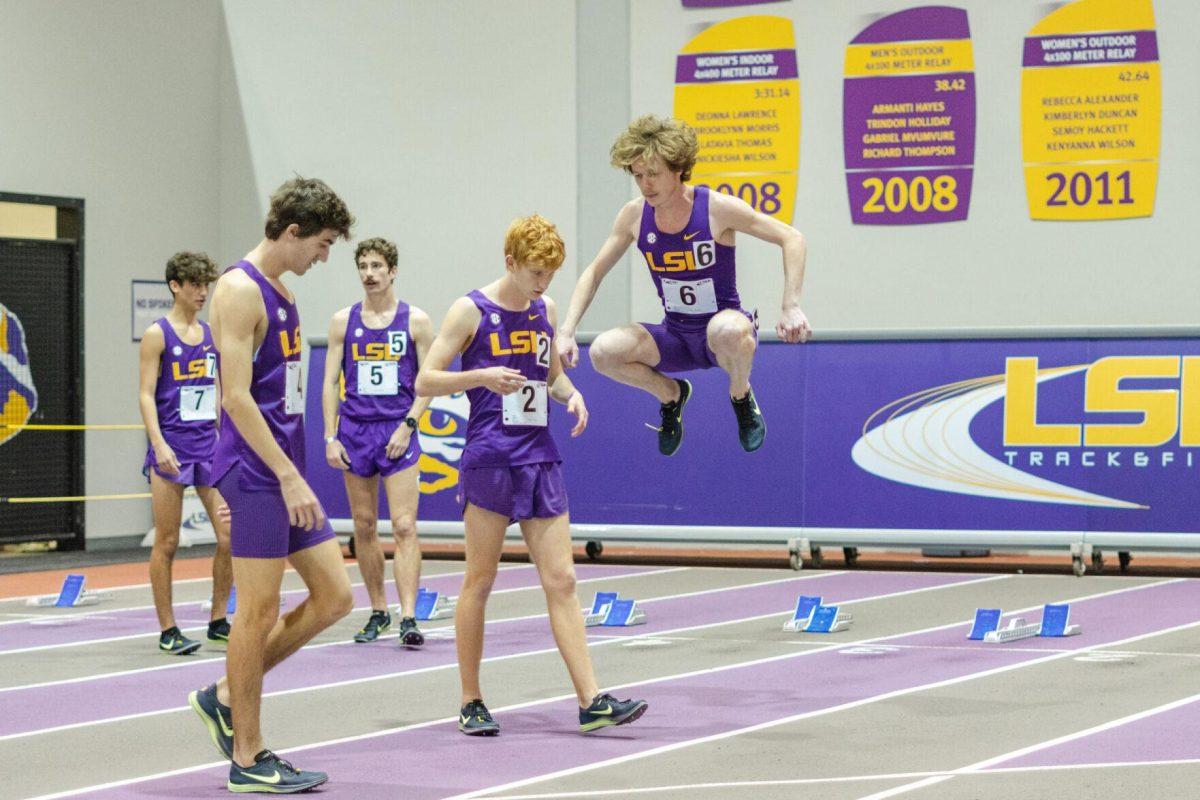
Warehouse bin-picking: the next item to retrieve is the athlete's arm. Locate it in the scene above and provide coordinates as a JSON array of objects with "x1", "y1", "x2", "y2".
[
  {"x1": 137, "y1": 324, "x2": 180, "y2": 476},
  {"x1": 415, "y1": 297, "x2": 525, "y2": 397},
  {"x1": 385, "y1": 306, "x2": 435, "y2": 460},
  {"x1": 211, "y1": 272, "x2": 324, "y2": 530},
  {"x1": 713, "y1": 192, "x2": 812, "y2": 344},
  {"x1": 322, "y1": 308, "x2": 351, "y2": 470},
  {"x1": 544, "y1": 297, "x2": 587, "y2": 437},
  {"x1": 557, "y1": 201, "x2": 641, "y2": 367}
]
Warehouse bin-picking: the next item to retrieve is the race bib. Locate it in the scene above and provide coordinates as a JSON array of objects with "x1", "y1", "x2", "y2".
[
  {"x1": 357, "y1": 361, "x2": 398, "y2": 396},
  {"x1": 661, "y1": 277, "x2": 717, "y2": 314},
  {"x1": 388, "y1": 330, "x2": 408, "y2": 357},
  {"x1": 502, "y1": 380, "x2": 548, "y2": 427},
  {"x1": 179, "y1": 386, "x2": 216, "y2": 422},
  {"x1": 284, "y1": 361, "x2": 303, "y2": 415}
]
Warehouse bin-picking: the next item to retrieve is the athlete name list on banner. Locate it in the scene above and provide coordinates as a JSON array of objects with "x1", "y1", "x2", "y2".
[
  {"x1": 1021, "y1": 0, "x2": 1161, "y2": 221},
  {"x1": 842, "y1": 7, "x2": 976, "y2": 225},
  {"x1": 673, "y1": 15, "x2": 800, "y2": 223}
]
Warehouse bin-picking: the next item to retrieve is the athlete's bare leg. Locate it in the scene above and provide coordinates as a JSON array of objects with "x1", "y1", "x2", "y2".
[
  {"x1": 196, "y1": 485, "x2": 233, "y2": 620},
  {"x1": 149, "y1": 473, "x2": 185, "y2": 631},
  {"x1": 706, "y1": 309, "x2": 757, "y2": 398},
  {"x1": 457, "y1": 503, "x2": 507, "y2": 705},
  {"x1": 344, "y1": 472, "x2": 387, "y2": 611},
  {"x1": 382, "y1": 461, "x2": 421, "y2": 617},
  {"x1": 588, "y1": 323, "x2": 678, "y2": 403}
]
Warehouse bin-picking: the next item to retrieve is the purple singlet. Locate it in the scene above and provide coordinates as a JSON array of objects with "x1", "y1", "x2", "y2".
[
  {"x1": 637, "y1": 185, "x2": 741, "y2": 331},
  {"x1": 339, "y1": 300, "x2": 417, "y2": 422},
  {"x1": 211, "y1": 261, "x2": 306, "y2": 491},
  {"x1": 460, "y1": 290, "x2": 560, "y2": 469},
  {"x1": 143, "y1": 318, "x2": 217, "y2": 484}
]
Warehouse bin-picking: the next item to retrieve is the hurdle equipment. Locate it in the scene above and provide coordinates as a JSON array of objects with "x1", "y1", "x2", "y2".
[
  {"x1": 25, "y1": 573, "x2": 112, "y2": 608},
  {"x1": 970, "y1": 604, "x2": 1082, "y2": 643},
  {"x1": 782, "y1": 595, "x2": 853, "y2": 633},
  {"x1": 414, "y1": 587, "x2": 457, "y2": 621},
  {"x1": 582, "y1": 592, "x2": 646, "y2": 627}
]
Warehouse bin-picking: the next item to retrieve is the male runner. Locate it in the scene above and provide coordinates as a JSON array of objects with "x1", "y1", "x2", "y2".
[
  {"x1": 137, "y1": 251, "x2": 232, "y2": 654},
  {"x1": 322, "y1": 237, "x2": 434, "y2": 646},
  {"x1": 187, "y1": 177, "x2": 355, "y2": 794},
  {"x1": 416, "y1": 214, "x2": 647, "y2": 736},
  {"x1": 557, "y1": 114, "x2": 812, "y2": 455}
]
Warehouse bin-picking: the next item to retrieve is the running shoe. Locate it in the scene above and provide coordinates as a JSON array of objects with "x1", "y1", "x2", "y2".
[
  {"x1": 459, "y1": 699, "x2": 500, "y2": 736},
  {"x1": 579, "y1": 692, "x2": 648, "y2": 733},
  {"x1": 207, "y1": 617, "x2": 231, "y2": 644},
  {"x1": 227, "y1": 750, "x2": 327, "y2": 794},
  {"x1": 655, "y1": 378, "x2": 691, "y2": 456},
  {"x1": 731, "y1": 386, "x2": 766, "y2": 452},
  {"x1": 398, "y1": 616, "x2": 425, "y2": 648},
  {"x1": 188, "y1": 682, "x2": 233, "y2": 759},
  {"x1": 353, "y1": 610, "x2": 391, "y2": 643},
  {"x1": 159, "y1": 627, "x2": 201, "y2": 656}
]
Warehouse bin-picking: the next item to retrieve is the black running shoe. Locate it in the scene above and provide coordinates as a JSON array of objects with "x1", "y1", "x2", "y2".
[
  {"x1": 207, "y1": 617, "x2": 231, "y2": 644},
  {"x1": 188, "y1": 682, "x2": 234, "y2": 759},
  {"x1": 655, "y1": 379, "x2": 692, "y2": 456},
  {"x1": 227, "y1": 750, "x2": 327, "y2": 794},
  {"x1": 579, "y1": 692, "x2": 648, "y2": 733},
  {"x1": 459, "y1": 699, "x2": 500, "y2": 736},
  {"x1": 731, "y1": 386, "x2": 767, "y2": 452},
  {"x1": 159, "y1": 627, "x2": 201, "y2": 656},
  {"x1": 398, "y1": 616, "x2": 424, "y2": 649},
  {"x1": 353, "y1": 610, "x2": 391, "y2": 643}
]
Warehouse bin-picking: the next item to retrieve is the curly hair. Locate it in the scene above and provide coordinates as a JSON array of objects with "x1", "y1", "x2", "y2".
[
  {"x1": 164, "y1": 251, "x2": 219, "y2": 294},
  {"x1": 264, "y1": 176, "x2": 355, "y2": 241},
  {"x1": 610, "y1": 115, "x2": 699, "y2": 181},
  {"x1": 354, "y1": 237, "x2": 398, "y2": 268},
  {"x1": 504, "y1": 215, "x2": 565, "y2": 270}
]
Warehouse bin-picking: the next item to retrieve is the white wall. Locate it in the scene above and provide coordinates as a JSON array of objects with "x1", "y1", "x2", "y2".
[
  {"x1": 629, "y1": 0, "x2": 1200, "y2": 332},
  {"x1": 0, "y1": 0, "x2": 223, "y2": 540}
]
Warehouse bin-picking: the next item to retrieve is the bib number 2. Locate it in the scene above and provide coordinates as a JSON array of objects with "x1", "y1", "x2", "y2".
[{"x1": 502, "y1": 380, "x2": 548, "y2": 427}]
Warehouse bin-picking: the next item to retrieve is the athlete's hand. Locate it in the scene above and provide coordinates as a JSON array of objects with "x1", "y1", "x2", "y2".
[
  {"x1": 280, "y1": 471, "x2": 325, "y2": 531},
  {"x1": 777, "y1": 305, "x2": 812, "y2": 344},
  {"x1": 566, "y1": 391, "x2": 588, "y2": 437},
  {"x1": 325, "y1": 438, "x2": 351, "y2": 471},
  {"x1": 385, "y1": 424, "x2": 413, "y2": 460},
  {"x1": 153, "y1": 442, "x2": 181, "y2": 476},
  {"x1": 479, "y1": 366, "x2": 526, "y2": 395},
  {"x1": 557, "y1": 333, "x2": 579, "y2": 369}
]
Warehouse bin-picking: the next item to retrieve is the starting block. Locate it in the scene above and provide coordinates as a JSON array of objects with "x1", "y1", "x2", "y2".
[
  {"x1": 969, "y1": 604, "x2": 1082, "y2": 643},
  {"x1": 782, "y1": 595, "x2": 853, "y2": 633},
  {"x1": 25, "y1": 574, "x2": 112, "y2": 608},
  {"x1": 414, "y1": 588, "x2": 457, "y2": 621},
  {"x1": 582, "y1": 592, "x2": 646, "y2": 627}
]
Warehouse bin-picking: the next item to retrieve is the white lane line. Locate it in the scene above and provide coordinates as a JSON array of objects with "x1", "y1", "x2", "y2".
[
  {"x1": 476, "y1": 757, "x2": 1200, "y2": 798},
  {"x1": 853, "y1": 690, "x2": 1200, "y2": 799},
  {"x1": 15, "y1": 573, "x2": 1012, "y2": 797},
  {"x1": 441, "y1": 578, "x2": 1192, "y2": 800},
  {"x1": 0, "y1": 567, "x2": 693, "y2": 693}
]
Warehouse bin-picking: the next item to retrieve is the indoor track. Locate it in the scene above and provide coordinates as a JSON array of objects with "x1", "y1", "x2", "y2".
[{"x1": 2, "y1": 559, "x2": 1199, "y2": 799}]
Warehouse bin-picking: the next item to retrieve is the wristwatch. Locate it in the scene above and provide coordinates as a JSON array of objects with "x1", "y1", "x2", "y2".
[
  {"x1": 403, "y1": 417, "x2": 418, "y2": 430},
  {"x1": 324, "y1": 435, "x2": 337, "y2": 445}
]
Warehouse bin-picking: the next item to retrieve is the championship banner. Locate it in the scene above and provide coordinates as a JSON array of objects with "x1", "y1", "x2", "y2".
[
  {"x1": 682, "y1": 1, "x2": 788, "y2": 7},
  {"x1": 843, "y1": 6, "x2": 976, "y2": 225},
  {"x1": 673, "y1": 15, "x2": 801, "y2": 223},
  {"x1": 1021, "y1": 0, "x2": 1161, "y2": 221}
]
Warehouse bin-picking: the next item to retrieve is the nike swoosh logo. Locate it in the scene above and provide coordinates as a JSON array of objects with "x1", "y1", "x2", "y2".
[
  {"x1": 683, "y1": 232, "x2": 698, "y2": 241},
  {"x1": 203, "y1": 345, "x2": 212, "y2": 350},
  {"x1": 460, "y1": 714, "x2": 471, "y2": 725},
  {"x1": 218, "y1": 712, "x2": 234, "y2": 738},
  {"x1": 591, "y1": 704, "x2": 613, "y2": 716},
  {"x1": 239, "y1": 770, "x2": 281, "y2": 785},
  {"x1": 528, "y1": 314, "x2": 539, "y2": 320}
]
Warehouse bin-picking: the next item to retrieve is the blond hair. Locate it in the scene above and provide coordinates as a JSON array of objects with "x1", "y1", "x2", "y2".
[
  {"x1": 610, "y1": 114, "x2": 699, "y2": 181},
  {"x1": 504, "y1": 214, "x2": 565, "y2": 270}
]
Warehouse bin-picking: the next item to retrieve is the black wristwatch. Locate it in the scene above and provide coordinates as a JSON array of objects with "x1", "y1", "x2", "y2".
[{"x1": 404, "y1": 417, "x2": 418, "y2": 430}]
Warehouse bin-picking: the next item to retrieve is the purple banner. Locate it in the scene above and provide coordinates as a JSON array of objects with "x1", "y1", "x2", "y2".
[
  {"x1": 675, "y1": 49, "x2": 798, "y2": 84},
  {"x1": 851, "y1": 5, "x2": 971, "y2": 44},
  {"x1": 843, "y1": 73, "x2": 975, "y2": 171},
  {"x1": 1023, "y1": 30, "x2": 1159, "y2": 68},
  {"x1": 307, "y1": 338, "x2": 1200, "y2": 537}
]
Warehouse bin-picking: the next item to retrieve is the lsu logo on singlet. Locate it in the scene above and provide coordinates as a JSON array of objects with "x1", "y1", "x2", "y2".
[
  {"x1": 0, "y1": 302, "x2": 38, "y2": 447},
  {"x1": 171, "y1": 353, "x2": 217, "y2": 381},
  {"x1": 350, "y1": 331, "x2": 408, "y2": 362},
  {"x1": 644, "y1": 239, "x2": 717, "y2": 272},
  {"x1": 489, "y1": 330, "x2": 551, "y2": 367},
  {"x1": 279, "y1": 327, "x2": 301, "y2": 359}
]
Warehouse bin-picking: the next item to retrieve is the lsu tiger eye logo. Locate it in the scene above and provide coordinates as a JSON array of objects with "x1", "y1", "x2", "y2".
[
  {"x1": 0, "y1": 303, "x2": 38, "y2": 446},
  {"x1": 279, "y1": 327, "x2": 302, "y2": 358},
  {"x1": 644, "y1": 239, "x2": 716, "y2": 272}
]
